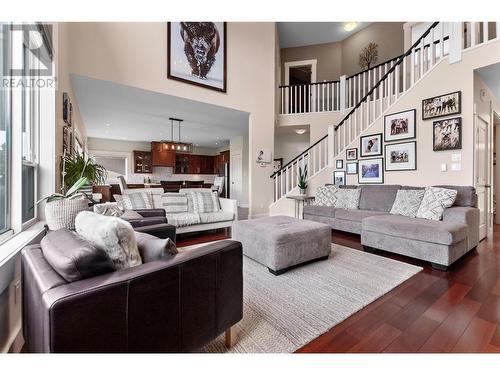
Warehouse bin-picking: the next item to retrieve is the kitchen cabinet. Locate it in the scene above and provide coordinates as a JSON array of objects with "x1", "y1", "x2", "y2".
[
  {"x1": 133, "y1": 151, "x2": 152, "y2": 173},
  {"x1": 151, "y1": 142, "x2": 176, "y2": 167},
  {"x1": 175, "y1": 154, "x2": 215, "y2": 174}
]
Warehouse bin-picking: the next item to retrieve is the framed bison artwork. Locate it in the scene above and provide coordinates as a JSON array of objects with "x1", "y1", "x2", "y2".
[
  {"x1": 167, "y1": 22, "x2": 227, "y2": 92},
  {"x1": 422, "y1": 91, "x2": 461, "y2": 120}
]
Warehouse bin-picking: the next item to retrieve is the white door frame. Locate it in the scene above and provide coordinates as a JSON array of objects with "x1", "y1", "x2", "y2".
[
  {"x1": 284, "y1": 59, "x2": 317, "y2": 85},
  {"x1": 475, "y1": 113, "x2": 491, "y2": 239},
  {"x1": 230, "y1": 150, "x2": 243, "y2": 205}
]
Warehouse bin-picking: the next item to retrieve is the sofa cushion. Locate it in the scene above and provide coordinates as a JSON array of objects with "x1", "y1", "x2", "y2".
[
  {"x1": 313, "y1": 185, "x2": 338, "y2": 207},
  {"x1": 120, "y1": 210, "x2": 144, "y2": 220},
  {"x1": 134, "y1": 231, "x2": 178, "y2": 263},
  {"x1": 199, "y1": 211, "x2": 234, "y2": 224},
  {"x1": 401, "y1": 185, "x2": 425, "y2": 190},
  {"x1": 359, "y1": 185, "x2": 401, "y2": 212},
  {"x1": 303, "y1": 204, "x2": 336, "y2": 218},
  {"x1": 75, "y1": 211, "x2": 142, "y2": 270},
  {"x1": 362, "y1": 215, "x2": 467, "y2": 245},
  {"x1": 434, "y1": 185, "x2": 477, "y2": 207},
  {"x1": 121, "y1": 192, "x2": 153, "y2": 210},
  {"x1": 165, "y1": 212, "x2": 201, "y2": 227},
  {"x1": 189, "y1": 191, "x2": 220, "y2": 213},
  {"x1": 334, "y1": 189, "x2": 361, "y2": 209},
  {"x1": 334, "y1": 209, "x2": 388, "y2": 222},
  {"x1": 161, "y1": 193, "x2": 188, "y2": 213},
  {"x1": 41, "y1": 229, "x2": 115, "y2": 283},
  {"x1": 390, "y1": 189, "x2": 426, "y2": 218},
  {"x1": 416, "y1": 187, "x2": 458, "y2": 221}
]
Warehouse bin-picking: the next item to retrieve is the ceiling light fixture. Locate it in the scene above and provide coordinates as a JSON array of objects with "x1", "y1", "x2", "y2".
[
  {"x1": 343, "y1": 22, "x2": 358, "y2": 32},
  {"x1": 295, "y1": 128, "x2": 307, "y2": 135},
  {"x1": 105, "y1": 123, "x2": 111, "y2": 127},
  {"x1": 160, "y1": 117, "x2": 193, "y2": 153}
]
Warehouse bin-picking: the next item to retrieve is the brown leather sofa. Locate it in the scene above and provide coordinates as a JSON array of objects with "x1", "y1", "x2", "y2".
[
  {"x1": 21, "y1": 229, "x2": 243, "y2": 353},
  {"x1": 125, "y1": 208, "x2": 176, "y2": 240}
]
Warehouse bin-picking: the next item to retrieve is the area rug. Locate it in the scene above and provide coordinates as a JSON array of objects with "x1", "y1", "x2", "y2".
[{"x1": 181, "y1": 243, "x2": 422, "y2": 353}]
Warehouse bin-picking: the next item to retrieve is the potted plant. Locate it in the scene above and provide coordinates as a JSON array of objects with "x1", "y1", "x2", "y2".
[
  {"x1": 62, "y1": 151, "x2": 107, "y2": 191},
  {"x1": 40, "y1": 177, "x2": 92, "y2": 230},
  {"x1": 298, "y1": 165, "x2": 308, "y2": 195}
]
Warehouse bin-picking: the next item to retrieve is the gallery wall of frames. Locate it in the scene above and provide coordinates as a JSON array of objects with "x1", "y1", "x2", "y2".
[{"x1": 334, "y1": 91, "x2": 462, "y2": 185}]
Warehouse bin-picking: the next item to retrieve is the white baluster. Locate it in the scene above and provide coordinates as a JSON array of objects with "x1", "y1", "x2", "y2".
[
  {"x1": 471, "y1": 22, "x2": 477, "y2": 47},
  {"x1": 308, "y1": 84, "x2": 311, "y2": 113},
  {"x1": 497, "y1": 22, "x2": 500, "y2": 41},
  {"x1": 420, "y1": 38, "x2": 424, "y2": 79},
  {"x1": 395, "y1": 64, "x2": 400, "y2": 99},
  {"x1": 326, "y1": 82, "x2": 330, "y2": 111},
  {"x1": 410, "y1": 49, "x2": 415, "y2": 86},
  {"x1": 430, "y1": 27, "x2": 436, "y2": 66},
  {"x1": 300, "y1": 85, "x2": 304, "y2": 113},
  {"x1": 402, "y1": 55, "x2": 407, "y2": 92},
  {"x1": 483, "y1": 22, "x2": 489, "y2": 43},
  {"x1": 441, "y1": 23, "x2": 445, "y2": 58},
  {"x1": 315, "y1": 84, "x2": 319, "y2": 112},
  {"x1": 293, "y1": 85, "x2": 297, "y2": 114}
]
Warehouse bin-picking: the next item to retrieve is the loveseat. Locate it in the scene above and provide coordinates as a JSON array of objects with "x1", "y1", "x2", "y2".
[{"x1": 303, "y1": 185, "x2": 480, "y2": 270}]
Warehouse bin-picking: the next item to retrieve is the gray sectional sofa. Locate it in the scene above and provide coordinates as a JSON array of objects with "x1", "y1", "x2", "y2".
[{"x1": 303, "y1": 185, "x2": 480, "y2": 271}]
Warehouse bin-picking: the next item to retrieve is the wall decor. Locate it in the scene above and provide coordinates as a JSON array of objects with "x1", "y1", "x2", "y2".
[
  {"x1": 384, "y1": 109, "x2": 416, "y2": 142},
  {"x1": 256, "y1": 150, "x2": 272, "y2": 163},
  {"x1": 346, "y1": 148, "x2": 358, "y2": 160},
  {"x1": 385, "y1": 141, "x2": 417, "y2": 171},
  {"x1": 346, "y1": 162, "x2": 358, "y2": 175},
  {"x1": 273, "y1": 158, "x2": 283, "y2": 172},
  {"x1": 433, "y1": 117, "x2": 462, "y2": 151},
  {"x1": 358, "y1": 42, "x2": 378, "y2": 70},
  {"x1": 336, "y1": 160, "x2": 343, "y2": 169},
  {"x1": 333, "y1": 171, "x2": 346, "y2": 186},
  {"x1": 422, "y1": 91, "x2": 461, "y2": 120},
  {"x1": 360, "y1": 133, "x2": 382, "y2": 157},
  {"x1": 358, "y1": 158, "x2": 384, "y2": 184},
  {"x1": 167, "y1": 22, "x2": 227, "y2": 92},
  {"x1": 63, "y1": 92, "x2": 71, "y2": 126}
]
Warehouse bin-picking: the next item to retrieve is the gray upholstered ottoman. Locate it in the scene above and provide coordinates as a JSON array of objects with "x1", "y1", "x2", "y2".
[{"x1": 232, "y1": 215, "x2": 331, "y2": 275}]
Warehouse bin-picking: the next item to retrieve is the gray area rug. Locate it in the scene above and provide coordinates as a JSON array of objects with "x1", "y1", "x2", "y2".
[{"x1": 182, "y1": 243, "x2": 422, "y2": 353}]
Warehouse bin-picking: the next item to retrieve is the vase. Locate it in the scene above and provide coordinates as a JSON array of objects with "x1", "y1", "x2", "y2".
[
  {"x1": 299, "y1": 188, "x2": 307, "y2": 195},
  {"x1": 45, "y1": 198, "x2": 89, "y2": 230}
]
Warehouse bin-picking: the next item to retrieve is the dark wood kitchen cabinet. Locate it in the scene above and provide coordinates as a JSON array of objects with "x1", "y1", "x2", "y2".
[
  {"x1": 175, "y1": 154, "x2": 215, "y2": 174},
  {"x1": 133, "y1": 151, "x2": 152, "y2": 173},
  {"x1": 151, "y1": 142, "x2": 176, "y2": 167}
]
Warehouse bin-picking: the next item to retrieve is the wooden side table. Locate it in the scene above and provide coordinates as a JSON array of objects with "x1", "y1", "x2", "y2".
[{"x1": 286, "y1": 195, "x2": 315, "y2": 219}]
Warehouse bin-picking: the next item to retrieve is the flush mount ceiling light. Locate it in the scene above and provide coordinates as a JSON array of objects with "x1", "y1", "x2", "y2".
[
  {"x1": 295, "y1": 128, "x2": 307, "y2": 135},
  {"x1": 161, "y1": 117, "x2": 193, "y2": 153},
  {"x1": 343, "y1": 22, "x2": 358, "y2": 32}
]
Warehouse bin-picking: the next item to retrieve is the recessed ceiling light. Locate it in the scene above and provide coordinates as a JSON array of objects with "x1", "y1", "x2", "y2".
[
  {"x1": 344, "y1": 22, "x2": 358, "y2": 32},
  {"x1": 105, "y1": 123, "x2": 111, "y2": 127},
  {"x1": 295, "y1": 128, "x2": 307, "y2": 135}
]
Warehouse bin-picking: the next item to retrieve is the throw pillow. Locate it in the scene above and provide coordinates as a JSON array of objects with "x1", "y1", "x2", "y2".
[
  {"x1": 416, "y1": 187, "x2": 458, "y2": 221},
  {"x1": 334, "y1": 188, "x2": 361, "y2": 209},
  {"x1": 190, "y1": 191, "x2": 220, "y2": 213},
  {"x1": 119, "y1": 210, "x2": 144, "y2": 221},
  {"x1": 93, "y1": 202, "x2": 123, "y2": 217},
  {"x1": 121, "y1": 192, "x2": 153, "y2": 210},
  {"x1": 161, "y1": 193, "x2": 189, "y2": 213},
  {"x1": 313, "y1": 185, "x2": 338, "y2": 206},
  {"x1": 135, "y1": 231, "x2": 178, "y2": 263},
  {"x1": 75, "y1": 211, "x2": 142, "y2": 270},
  {"x1": 390, "y1": 189, "x2": 425, "y2": 218},
  {"x1": 113, "y1": 194, "x2": 125, "y2": 210}
]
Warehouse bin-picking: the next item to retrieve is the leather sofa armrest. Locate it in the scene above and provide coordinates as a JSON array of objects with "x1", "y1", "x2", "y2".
[
  {"x1": 39, "y1": 240, "x2": 243, "y2": 352},
  {"x1": 442, "y1": 206, "x2": 480, "y2": 249},
  {"x1": 134, "y1": 223, "x2": 176, "y2": 242},
  {"x1": 133, "y1": 208, "x2": 166, "y2": 217}
]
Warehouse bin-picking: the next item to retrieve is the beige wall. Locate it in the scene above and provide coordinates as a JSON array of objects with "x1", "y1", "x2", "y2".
[
  {"x1": 65, "y1": 22, "x2": 276, "y2": 217},
  {"x1": 274, "y1": 132, "x2": 310, "y2": 164}
]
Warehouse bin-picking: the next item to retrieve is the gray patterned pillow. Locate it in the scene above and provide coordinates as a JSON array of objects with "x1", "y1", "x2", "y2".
[
  {"x1": 334, "y1": 189, "x2": 361, "y2": 209},
  {"x1": 190, "y1": 191, "x2": 220, "y2": 213},
  {"x1": 121, "y1": 192, "x2": 153, "y2": 210},
  {"x1": 313, "y1": 185, "x2": 338, "y2": 206},
  {"x1": 416, "y1": 187, "x2": 458, "y2": 221},
  {"x1": 390, "y1": 189, "x2": 425, "y2": 218},
  {"x1": 161, "y1": 193, "x2": 188, "y2": 213}
]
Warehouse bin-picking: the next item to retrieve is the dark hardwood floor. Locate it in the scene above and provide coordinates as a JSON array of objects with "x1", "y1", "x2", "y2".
[{"x1": 181, "y1": 224, "x2": 500, "y2": 353}]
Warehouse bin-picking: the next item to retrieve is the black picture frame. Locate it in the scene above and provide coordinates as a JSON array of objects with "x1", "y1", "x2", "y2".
[
  {"x1": 336, "y1": 159, "x2": 343, "y2": 169},
  {"x1": 358, "y1": 158, "x2": 384, "y2": 184},
  {"x1": 167, "y1": 22, "x2": 227, "y2": 93},
  {"x1": 422, "y1": 91, "x2": 462, "y2": 120},
  {"x1": 384, "y1": 141, "x2": 417, "y2": 171},
  {"x1": 62, "y1": 92, "x2": 71, "y2": 126},
  {"x1": 346, "y1": 148, "x2": 358, "y2": 160},
  {"x1": 333, "y1": 171, "x2": 346, "y2": 186},
  {"x1": 346, "y1": 162, "x2": 358, "y2": 175},
  {"x1": 433, "y1": 117, "x2": 462, "y2": 151},
  {"x1": 384, "y1": 109, "x2": 416, "y2": 142},
  {"x1": 360, "y1": 133, "x2": 383, "y2": 158}
]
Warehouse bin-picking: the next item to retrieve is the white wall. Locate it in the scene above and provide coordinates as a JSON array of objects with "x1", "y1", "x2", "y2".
[
  {"x1": 65, "y1": 22, "x2": 276, "y2": 217},
  {"x1": 274, "y1": 132, "x2": 310, "y2": 164}
]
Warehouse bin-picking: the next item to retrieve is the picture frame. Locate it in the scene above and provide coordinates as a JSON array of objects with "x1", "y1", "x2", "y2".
[
  {"x1": 333, "y1": 171, "x2": 346, "y2": 186},
  {"x1": 346, "y1": 148, "x2": 358, "y2": 160},
  {"x1": 346, "y1": 162, "x2": 358, "y2": 175},
  {"x1": 360, "y1": 133, "x2": 382, "y2": 158},
  {"x1": 433, "y1": 117, "x2": 462, "y2": 151},
  {"x1": 256, "y1": 150, "x2": 272, "y2": 163},
  {"x1": 167, "y1": 22, "x2": 227, "y2": 92},
  {"x1": 385, "y1": 141, "x2": 417, "y2": 171},
  {"x1": 422, "y1": 91, "x2": 461, "y2": 120},
  {"x1": 384, "y1": 109, "x2": 416, "y2": 142},
  {"x1": 273, "y1": 158, "x2": 283, "y2": 172},
  {"x1": 63, "y1": 92, "x2": 71, "y2": 126},
  {"x1": 336, "y1": 159, "x2": 343, "y2": 169},
  {"x1": 358, "y1": 158, "x2": 384, "y2": 184}
]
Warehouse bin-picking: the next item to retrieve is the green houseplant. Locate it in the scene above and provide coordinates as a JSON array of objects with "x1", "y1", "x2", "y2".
[
  {"x1": 62, "y1": 151, "x2": 107, "y2": 192},
  {"x1": 298, "y1": 165, "x2": 308, "y2": 195}
]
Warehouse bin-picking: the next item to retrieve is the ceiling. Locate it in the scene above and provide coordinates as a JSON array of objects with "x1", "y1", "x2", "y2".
[
  {"x1": 476, "y1": 62, "x2": 500, "y2": 101},
  {"x1": 71, "y1": 75, "x2": 249, "y2": 148},
  {"x1": 278, "y1": 22, "x2": 371, "y2": 48}
]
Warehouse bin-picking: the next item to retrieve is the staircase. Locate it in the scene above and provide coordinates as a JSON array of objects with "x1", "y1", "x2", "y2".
[{"x1": 271, "y1": 22, "x2": 499, "y2": 208}]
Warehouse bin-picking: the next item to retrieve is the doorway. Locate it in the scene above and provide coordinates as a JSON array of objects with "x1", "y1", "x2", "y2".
[
  {"x1": 284, "y1": 59, "x2": 317, "y2": 113},
  {"x1": 230, "y1": 152, "x2": 243, "y2": 205}
]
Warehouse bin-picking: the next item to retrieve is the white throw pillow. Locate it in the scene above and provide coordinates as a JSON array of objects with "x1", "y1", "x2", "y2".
[
  {"x1": 313, "y1": 185, "x2": 338, "y2": 207},
  {"x1": 161, "y1": 193, "x2": 189, "y2": 213},
  {"x1": 75, "y1": 211, "x2": 142, "y2": 269},
  {"x1": 390, "y1": 189, "x2": 425, "y2": 218},
  {"x1": 416, "y1": 187, "x2": 458, "y2": 221},
  {"x1": 121, "y1": 192, "x2": 153, "y2": 210},
  {"x1": 334, "y1": 189, "x2": 361, "y2": 209},
  {"x1": 190, "y1": 191, "x2": 220, "y2": 213}
]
